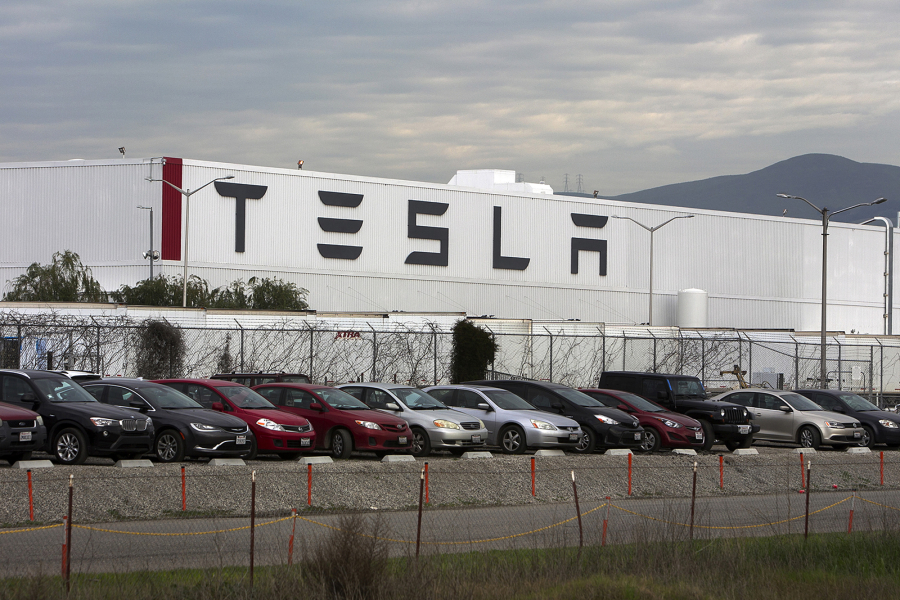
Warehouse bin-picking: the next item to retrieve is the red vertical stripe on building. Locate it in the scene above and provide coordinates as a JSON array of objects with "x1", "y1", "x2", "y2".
[{"x1": 160, "y1": 157, "x2": 183, "y2": 261}]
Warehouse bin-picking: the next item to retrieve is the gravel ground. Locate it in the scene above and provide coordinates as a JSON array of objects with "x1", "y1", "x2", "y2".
[{"x1": 1, "y1": 443, "x2": 897, "y2": 526}]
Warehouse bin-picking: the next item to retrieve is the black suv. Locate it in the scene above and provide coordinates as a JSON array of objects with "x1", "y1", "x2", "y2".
[
  {"x1": 82, "y1": 379, "x2": 254, "y2": 462},
  {"x1": 794, "y1": 389, "x2": 900, "y2": 449},
  {"x1": 464, "y1": 379, "x2": 644, "y2": 453},
  {"x1": 0, "y1": 370, "x2": 154, "y2": 464},
  {"x1": 597, "y1": 371, "x2": 757, "y2": 451}
]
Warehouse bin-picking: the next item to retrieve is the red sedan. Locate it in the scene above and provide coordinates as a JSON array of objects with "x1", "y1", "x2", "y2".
[
  {"x1": 579, "y1": 388, "x2": 705, "y2": 452},
  {"x1": 252, "y1": 383, "x2": 412, "y2": 459},
  {"x1": 154, "y1": 379, "x2": 315, "y2": 459}
]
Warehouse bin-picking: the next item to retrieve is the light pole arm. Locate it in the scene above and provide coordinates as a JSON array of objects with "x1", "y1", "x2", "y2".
[
  {"x1": 832, "y1": 198, "x2": 887, "y2": 218},
  {"x1": 146, "y1": 177, "x2": 188, "y2": 196},
  {"x1": 777, "y1": 193, "x2": 823, "y2": 214},
  {"x1": 649, "y1": 214, "x2": 695, "y2": 232}
]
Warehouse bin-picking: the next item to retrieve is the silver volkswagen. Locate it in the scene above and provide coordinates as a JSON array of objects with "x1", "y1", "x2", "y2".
[
  {"x1": 337, "y1": 383, "x2": 489, "y2": 457},
  {"x1": 714, "y1": 388, "x2": 864, "y2": 449},
  {"x1": 423, "y1": 384, "x2": 582, "y2": 454}
]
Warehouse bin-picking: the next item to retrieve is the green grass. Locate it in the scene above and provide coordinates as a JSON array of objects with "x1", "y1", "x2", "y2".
[{"x1": 3, "y1": 532, "x2": 900, "y2": 600}]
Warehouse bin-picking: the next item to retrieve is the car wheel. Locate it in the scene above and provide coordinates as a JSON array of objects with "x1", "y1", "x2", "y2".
[
  {"x1": 573, "y1": 428, "x2": 596, "y2": 454},
  {"x1": 699, "y1": 421, "x2": 715, "y2": 452},
  {"x1": 798, "y1": 425, "x2": 821, "y2": 450},
  {"x1": 156, "y1": 430, "x2": 185, "y2": 463},
  {"x1": 53, "y1": 428, "x2": 88, "y2": 465},
  {"x1": 499, "y1": 425, "x2": 527, "y2": 454},
  {"x1": 243, "y1": 437, "x2": 258, "y2": 460},
  {"x1": 6, "y1": 451, "x2": 32, "y2": 465},
  {"x1": 639, "y1": 427, "x2": 661, "y2": 453},
  {"x1": 858, "y1": 425, "x2": 875, "y2": 449},
  {"x1": 410, "y1": 427, "x2": 431, "y2": 457},
  {"x1": 330, "y1": 429, "x2": 353, "y2": 459}
]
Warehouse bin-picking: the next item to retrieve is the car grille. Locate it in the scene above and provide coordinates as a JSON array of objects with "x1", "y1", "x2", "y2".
[
  {"x1": 10, "y1": 420, "x2": 36, "y2": 429},
  {"x1": 121, "y1": 419, "x2": 148, "y2": 432},
  {"x1": 722, "y1": 407, "x2": 746, "y2": 424},
  {"x1": 223, "y1": 426, "x2": 248, "y2": 434},
  {"x1": 686, "y1": 426, "x2": 701, "y2": 431},
  {"x1": 283, "y1": 424, "x2": 313, "y2": 433},
  {"x1": 382, "y1": 423, "x2": 407, "y2": 432},
  {"x1": 460, "y1": 422, "x2": 481, "y2": 430},
  {"x1": 559, "y1": 426, "x2": 579, "y2": 433}
]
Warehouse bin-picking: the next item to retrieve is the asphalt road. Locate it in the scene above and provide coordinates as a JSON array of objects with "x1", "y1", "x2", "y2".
[{"x1": 3, "y1": 488, "x2": 898, "y2": 577}]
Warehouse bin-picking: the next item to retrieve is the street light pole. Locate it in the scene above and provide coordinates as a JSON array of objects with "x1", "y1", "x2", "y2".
[
  {"x1": 136, "y1": 205, "x2": 154, "y2": 280},
  {"x1": 777, "y1": 194, "x2": 887, "y2": 388},
  {"x1": 611, "y1": 214, "x2": 695, "y2": 325},
  {"x1": 145, "y1": 175, "x2": 235, "y2": 307}
]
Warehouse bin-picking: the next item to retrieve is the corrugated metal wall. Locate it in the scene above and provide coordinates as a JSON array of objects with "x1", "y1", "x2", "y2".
[{"x1": 0, "y1": 157, "x2": 895, "y2": 333}]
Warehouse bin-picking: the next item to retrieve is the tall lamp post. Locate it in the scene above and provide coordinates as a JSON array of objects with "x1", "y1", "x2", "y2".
[
  {"x1": 777, "y1": 194, "x2": 887, "y2": 388},
  {"x1": 145, "y1": 174, "x2": 234, "y2": 307},
  {"x1": 136, "y1": 205, "x2": 157, "y2": 280},
  {"x1": 611, "y1": 214, "x2": 694, "y2": 326}
]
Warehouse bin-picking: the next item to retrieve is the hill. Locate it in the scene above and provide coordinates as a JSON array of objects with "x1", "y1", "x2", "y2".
[{"x1": 565, "y1": 154, "x2": 900, "y2": 223}]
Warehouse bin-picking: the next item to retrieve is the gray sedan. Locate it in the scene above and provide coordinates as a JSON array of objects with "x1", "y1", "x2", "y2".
[
  {"x1": 714, "y1": 388, "x2": 864, "y2": 449},
  {"x1": 337, "y1": 383, "x2": 489, "y2": 457},
  {"x1": 423, "y1": 384, "x2": 582, "y2": 454}
]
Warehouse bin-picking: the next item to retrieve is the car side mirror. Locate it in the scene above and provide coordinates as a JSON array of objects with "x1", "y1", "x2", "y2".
[
  {"x1": 384, "y1": 402, "x2": 401, "y2": 411},
  {"x1": 550, "y1": 401, "x2": 564, "y2": 410},
  {"x1": 129, "y1": 400, "x2": 148, "y2": 412},
  {"x1": 617, "y1": 404, "x2": 633, "y2": 412},
  {"x1": 476, "y1": 402, "x2": 492, "y2": 411},
  {"x1": 309, "y1": 402, "x2": 323, "y2": 411},
  {"x1": 212, "y1": 402, "x2": 224, "y2": 412},
  {"x1": 779, "y1": 405, "x2": 792, "y2": 412},
  {"x1": 831, "y1": 406, "x2": 845, "y2": 413},
  {"x1": 21, "y1": 392, "x2": 38, "y2": 410}
]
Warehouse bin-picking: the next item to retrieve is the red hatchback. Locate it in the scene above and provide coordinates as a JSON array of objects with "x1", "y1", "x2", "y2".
[
  {"x1": 579, "y1": 388, "x2": 705, "y2": 452},
  {"x1": 154, "y1": 379, "x2": 315, "y2": 459},
  {"x1": 253, "y1": 383, "x2": 412, "y2": 459}
]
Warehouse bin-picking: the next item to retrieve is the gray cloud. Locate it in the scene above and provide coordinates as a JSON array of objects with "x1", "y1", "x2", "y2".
[{"x1": 1, "y1": 0, "x2": 899, "y2": 194}]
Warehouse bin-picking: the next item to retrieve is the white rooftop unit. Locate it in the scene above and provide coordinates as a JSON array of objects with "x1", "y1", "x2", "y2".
[{"x1": 448, "y1": 169, "x2": 554, "y2": 195}]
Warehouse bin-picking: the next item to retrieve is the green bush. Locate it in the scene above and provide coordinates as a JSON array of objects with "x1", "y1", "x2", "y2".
[
  {"x1": 3, "y1": 251, "x2": 106, "y2": 302},
  {"x1": 450, "y1": 319, "x2": 497, "y2": 383},
  {"x1": 134, "y1": 320, "x2": 185, "y2": 379}
]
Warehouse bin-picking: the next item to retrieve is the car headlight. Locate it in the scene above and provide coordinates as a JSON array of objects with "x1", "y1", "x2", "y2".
[
  {"x1": 190, "y1": 423, "x2": 219, "y2": 432},
  {"x1": 879, "y1": 420, "x2": 899, "y2": 429},
  {"x1": 36, "y1": 416, "x2": 44, "y2": 426},
  {"x1": 719, "y1": 409, "x2": 725, "y2": 417},
  {"x1": 595, "y1": 414, "x2": 619, "y2": 425},
  {"x1": 653, "y1": 416, "x2": 682, "y2": 428},
  {"x1": 90, "y1": 417, "x2": 119, "y2": 427},
  {"x1": 355, "y1": 420, "x2": 381, "y2": 430},
  {"x1": 255, "y1": 418, "x2": 285, "y2": 431},
  {"x1": 530, "y1": 419, "x2": 557, "y2": 431},
  {"x1": 823, "y1": 421, "x2": 845, "y2": 429},
  {"x1": 433, "y1": 419, "x2": 460, "y2": 430}
]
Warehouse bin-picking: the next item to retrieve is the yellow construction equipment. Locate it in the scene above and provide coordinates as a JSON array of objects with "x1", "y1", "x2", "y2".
[{"x1": 720, "y1": 365, "x2": 750, "y2": 389}]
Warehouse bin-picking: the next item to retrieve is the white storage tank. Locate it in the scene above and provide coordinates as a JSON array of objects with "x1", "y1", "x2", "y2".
[{"x1": 677, "y1": 289, "x2": 708, "y2": 328}]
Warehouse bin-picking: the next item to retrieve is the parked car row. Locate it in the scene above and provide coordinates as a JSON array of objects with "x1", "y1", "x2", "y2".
[{"x1": 2, "y1": 367, "x2": 895, "y2": 465}]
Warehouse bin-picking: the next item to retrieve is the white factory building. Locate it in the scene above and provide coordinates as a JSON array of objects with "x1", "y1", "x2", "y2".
[{"x1": 0, "y1": 156, "x2": 896, "y2": 335}]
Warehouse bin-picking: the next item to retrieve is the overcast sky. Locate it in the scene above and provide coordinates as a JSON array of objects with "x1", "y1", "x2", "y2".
[{"x1": 2, "y1": 0, "x2": 899, "y2": 195}]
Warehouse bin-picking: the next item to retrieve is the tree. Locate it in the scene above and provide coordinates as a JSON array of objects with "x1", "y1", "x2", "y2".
[
  {"x1": 246, "y1": 276, "x2": 309, "y2": 310},
  {"x1": 111, "y1": 275, "x2": 213, "y2": 308},
  {"x1": 3, "y1": 251, "x2": 107, "y2": 302},
  {"x1": 134, "y1": 320, "x2": 185, "y2": 379},
  {"x1": 450, "y1": 319, "x2": 497, "y2": 383}
]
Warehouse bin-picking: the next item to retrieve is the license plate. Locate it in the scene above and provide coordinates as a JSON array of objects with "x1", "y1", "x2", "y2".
[
  {"x1": 399, "y1": 436, "x2": 407, "y2": 444},
  {"x1": 471, "y1": 435, "x2": 482, "y2": 443},
  {"x1": 634, "y1": 432, "x2": 642, "y2": 441},
  {"x1": 738, "y1": 425, "x2": 750, "y2": 434},
  {"x1": 854, "y1": 431, "x2": 861, "y2": 438},
  {"x1": 301, "y1": 437, "x2": 311, "y2": 446},
  {"x1": 695, "y1": 432, "x2": 703, "y2": 440},
  {"x1": 19, "y1": 431, "x2": 31, "y2": 442},
  {"x1": 569, "y1": 433, "x2": 579, "y2": 441},
  {"x1": 236, "y1": 435, "x2": 246, "y2": 445}
]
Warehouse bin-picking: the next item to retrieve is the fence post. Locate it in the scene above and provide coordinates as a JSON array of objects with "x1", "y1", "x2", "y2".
[
  {"x1": 65, "y1": 474, "x2": 73, "y2": 592},
  {"x1": 308, "y1": 324, "x2": 315, "y2": 382},
  {"x1": 719, "y1": 455, "x2": 724, "y2": 489},
  {"x1": 628, "y1": 453, "x2": 632, "y2": 496},
  {"x1": 804, "y1": 460, "x2": 812, "y2": 539},
  {"x1": 250, "y1": 470, "x2": 256, "y2": 586},
  {"x1": 601, "y1": 496, "x2": 610, "y2": 546},
  {"x1": 531, "y1": 457, "x2": 535, "y2": 497},
  {"x1": 27, "y1": 469, "x2": 34, "y2": 521},
  {"x1": 689, "y1": 462, "x2": 697, "y2": 541},
  {"x1": 181, "y1": 466, "x2": 186, "y2": 511},
  {"x1": 424, "y1": 461, "x2": 429, "y2": 503},
  {"x1": 571, "y1": 471, "x2": 583, "y2": 550},
  {"x1": 800, "y1": 452, "x2": 805, "y2": 488},
  {"x1": 288, "y1": 508, "x2": 297, "y2": 565},
  {"x1": 432, "y1": 328, "x2": 438, "y2": 385},
  {"x1": 881, "y1": 451, "x2": 884, "y2": 486},
  {"x1": 416, "y1": 468, "x2": 425, "y2": 559}
]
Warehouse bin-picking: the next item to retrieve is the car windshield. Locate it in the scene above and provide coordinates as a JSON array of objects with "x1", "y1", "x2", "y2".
[
  {"x1": 137, "y1": 385, "x2": 202, "y2": 409},
  {"x1": 483, "y1": 390, "x2": 535, "y2": 411},
  {"x1": 781, "y1": 393, "x2": 825, "y2": 411},
  {"x1": 672, "y1": 379, "x2": 707, "y2": 398},
  {"x1": 835, "y1": 392, "x2": 880, "y2": 411},
  {"x1": 602, "y1": 391, "x2": 665, "y2": 413},
  {"x1": 34, "y1": 378, "x2": 97, "y2": 403},
  {"x1": 553, "y1": 388, "x2": 605, "y2": 407},
  {"x1": 317, "y1": 388, "x2": 370, "y2": 410},
  {"x1": 218, "y1": 386, "x2": 276, "y2": 409},
  {"x1": 392, "y1": 388, "x2": 447, "y2": 409}
]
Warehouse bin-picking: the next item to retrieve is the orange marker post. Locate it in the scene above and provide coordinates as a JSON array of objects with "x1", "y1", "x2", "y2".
[
  {"x1": 424, "y1": 462, "x2": 429, "y2": 503},
  {"x1": 627, "y1": 453, "x2": 632, "y2": 496},
  {"x1": 719, "y1": 455, "x2": 724, "y2": 489},
  {"x1": 27, "y1": 469, "x2": 34, "y2": 521},
  {"x1": 531, "y1": 457, "x2": 536, "y2": 497},
  {"x1": 307, "y1": 464, "x2": 312, "y2": 506},
  {"x1": 181, "y1": 466, "x2": 186, "y2": 511},
  {"x1": 601, "y1": 496, "x2": 611, "y2": 546}
]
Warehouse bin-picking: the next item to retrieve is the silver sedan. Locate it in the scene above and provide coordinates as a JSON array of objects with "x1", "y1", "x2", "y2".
[
  {"x1": 423, "y1": 384, "x2": 582, "y2": 454},
  {"x1": 714, "y1": 388, "x2": 864, "y2": 449}
]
